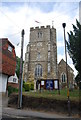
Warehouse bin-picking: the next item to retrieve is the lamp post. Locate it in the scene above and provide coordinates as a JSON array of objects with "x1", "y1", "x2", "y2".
[
  {"x1": 18, "y1": 29, "x2": 25, "y2": 109},
  {"x1": 62, "y1": 23, "x2": 70, "y2": 116}
]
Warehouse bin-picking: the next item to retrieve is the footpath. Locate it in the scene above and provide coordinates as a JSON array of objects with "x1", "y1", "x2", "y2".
[{"x1": 2, "y1": 107, "x2": 75, "y2": 119}]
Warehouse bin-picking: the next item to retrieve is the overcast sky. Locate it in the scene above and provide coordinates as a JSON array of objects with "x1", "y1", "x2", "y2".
[{"x1": 0, "y1": 0, "x2": 81, "y2": 76}]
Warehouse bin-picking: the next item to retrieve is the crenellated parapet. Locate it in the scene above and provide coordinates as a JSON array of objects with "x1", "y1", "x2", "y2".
[{"x1": 30, "y1": 25, "x2": 55, "y2": 31}]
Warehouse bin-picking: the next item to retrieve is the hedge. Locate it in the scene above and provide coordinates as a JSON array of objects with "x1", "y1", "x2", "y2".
[
  {"x1": 30, "y1": 83, "x2": 34, "y2": 90},
  {"x1": 8, "y1": 86, "x2": 25, "y2": 96},
  {"x1": 8, "y1": 86, "x2": 18, "y2": 96},
  {"x1": 24, "y1": 83, "x2": 30, "y2": 91},
  {"x1": 23, "y1": 82, "x2": 34, "y2": 91}
]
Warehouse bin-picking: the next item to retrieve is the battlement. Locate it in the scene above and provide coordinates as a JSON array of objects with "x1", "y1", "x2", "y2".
[{"x1": 30, "y1": 25, "x2": 54, "y2": 31}]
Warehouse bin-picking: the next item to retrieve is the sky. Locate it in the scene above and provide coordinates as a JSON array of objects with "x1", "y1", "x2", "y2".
[{"x1": 0, "y1": 0, "x2": 81, "y2": 76}]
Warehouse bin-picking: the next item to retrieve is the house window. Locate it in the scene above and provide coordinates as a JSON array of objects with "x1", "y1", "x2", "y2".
[
  {"x1": 61, "y1": 73, "x2": 66, "y2": 83},
  {"x1": 35, "y1": 64, "x2": 42, "y2": 77},
  {"x1": 48, "y1": 63, "x2": 50, "y2": 73},
  {"x1": 8, "y1": 45, "x2": 12, "y2": 52},
  {"x1": 13, "y1": 78, "x2": 16, "y2": 83}
]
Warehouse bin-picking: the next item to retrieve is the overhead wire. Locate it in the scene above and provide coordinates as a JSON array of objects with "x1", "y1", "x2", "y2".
[
  {"x1": 0, "y1": 8, "x2": 21, "y2": 30},
  {"x1": 6, "y1": 31, "x2": 21, "y2": 37},
  {"x1": 0, "y1": 3, "x2": 79, "y2": 42}
]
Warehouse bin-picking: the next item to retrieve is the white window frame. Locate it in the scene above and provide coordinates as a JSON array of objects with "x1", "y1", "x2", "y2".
[
  {"x1": 13, "y1": 78, "x2": 16, "y2": 83},
  {"x1": 8, "y1": 45, "x2": 12, "y2": 52}
]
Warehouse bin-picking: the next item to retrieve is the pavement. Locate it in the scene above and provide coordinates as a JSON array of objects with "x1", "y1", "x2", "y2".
[
  {"x1": 2, "y1": 106, "x2": 80, "y2": 120},
  {"x1": 2, "y1": 107, "x2": 73, "y2": 119}
]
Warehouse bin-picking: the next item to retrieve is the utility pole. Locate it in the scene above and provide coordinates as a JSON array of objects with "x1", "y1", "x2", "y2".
[
  {"x1": 18, "y1": 29, "x2": 25, "y2": 109},
  {"x1": 62, "y1": 23, "x2": 70, "y2": 116}
]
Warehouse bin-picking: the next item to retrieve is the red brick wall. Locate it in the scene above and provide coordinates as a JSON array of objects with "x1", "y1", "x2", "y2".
[{"x1": 8, "y1": 82, "x2": 19, "y2": 89}]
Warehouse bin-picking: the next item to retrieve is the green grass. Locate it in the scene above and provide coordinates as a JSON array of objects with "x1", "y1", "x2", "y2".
[{"x1": 23, "y1": 89, "x2": 79, "y2": 102}]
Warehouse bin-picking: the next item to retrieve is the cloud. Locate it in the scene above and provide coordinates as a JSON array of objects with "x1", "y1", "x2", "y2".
[{"x1": 0, "y1": 2, "x2": 79, "y2": 75}]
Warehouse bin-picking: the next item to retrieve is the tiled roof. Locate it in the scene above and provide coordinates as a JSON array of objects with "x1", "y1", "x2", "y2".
[
  {"x1": 0, "y1": 38, "x2": 16, "y2": 76},
  {"x1": 58, "y1": 59, "x2": 74, "y2": 72}
]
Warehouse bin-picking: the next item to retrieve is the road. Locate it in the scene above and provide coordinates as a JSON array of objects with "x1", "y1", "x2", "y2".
[
  {"x1": 1, "y1": 95, "x2": 80, "y2": 120},
  {"x1": 2, "y1": 107, "x2": 80, "y2": 120}
]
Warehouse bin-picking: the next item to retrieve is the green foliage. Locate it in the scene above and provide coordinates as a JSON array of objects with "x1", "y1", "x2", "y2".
[
  {"x1": 25, "y1": 89, "x2": 79, "y2": 101},
  {"x1": 23, "y1": 80, "x2": 25, "y2": 88},
  {"x1": 22, "y1": 87, "x2": 25, "y2": 92},
  {"x1": 24, "y1": 83, "x2": 30, "y2": 91},
  {"x1": 75, "y1": 73, "x2": 80, "y2": 86},
  {"x1": 67, "y1": 19, "x2": 81, "y2": 80},
  {"x1": 23, "y1": 82, "x2": 34, "y2": 91},
  {"x1": 15, "y1": 56, "x2": 20, "y2": 78},
  {"x1": 16, "y1": 56, "x2": 24, "y2": 78},
  {"x1": 8, "y1": 86, "x2": 18, "y2": 96},
  {"x1": 30, "y1": 83, "x2": 34, "y2": 90}
]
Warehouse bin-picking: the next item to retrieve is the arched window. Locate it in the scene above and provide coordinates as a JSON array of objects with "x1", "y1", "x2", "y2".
[
  {"x1": 61, "y1": 73, "x2": 66, "y2": 83},
  {"x1": 35, "y1": 64, "x2": 42, "y2": 77}
]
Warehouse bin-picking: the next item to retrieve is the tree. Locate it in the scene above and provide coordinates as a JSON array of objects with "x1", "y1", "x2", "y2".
[
  {"x1": 16, "y1": 56, "x2": 24, "y2": 79},
  {"x1": 75, "y1": 73, "x2": 80, "y2": 86},
  {"x1": 16, "y1": 56, "x2": 20, "y2": 78},
  {"x1": 67, "y1": 19, "x2": 81, "y2": 81}
]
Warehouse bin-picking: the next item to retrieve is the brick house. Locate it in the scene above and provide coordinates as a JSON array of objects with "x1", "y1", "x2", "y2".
[
  {"x1": 0, "y1": 38, "x2": 16, "y2": 93},
  {"x1": 58, "y1": 59, "x2": 74, "y2": 88}
]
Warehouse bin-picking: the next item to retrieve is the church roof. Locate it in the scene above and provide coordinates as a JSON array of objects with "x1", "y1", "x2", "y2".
[{"x1": 58, "y1": 59, "x2": 74, "y2": 72}]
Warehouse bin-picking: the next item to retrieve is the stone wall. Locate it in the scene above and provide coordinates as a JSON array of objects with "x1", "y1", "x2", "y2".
[
  {"x1": 58, "y1": 59, "x2": 74, "y2": 88},
  {"x1": 23, "y1": 25, "x2": 58, "y2": 83}
]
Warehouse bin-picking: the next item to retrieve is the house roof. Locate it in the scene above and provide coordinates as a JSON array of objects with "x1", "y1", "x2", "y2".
[
  {"x1": 58, "y1": 59, "x2": 74, "y2": 72},
  {"x1": 0, "y1": 38, "x2": 16, "y2": 76}
]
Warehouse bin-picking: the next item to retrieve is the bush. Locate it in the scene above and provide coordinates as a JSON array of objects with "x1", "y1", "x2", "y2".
[
  {"x1": 31, "y1": 83, "x2": 34, "y2": 90},
  {"x1": 22, "y1": 87, "x2": 25, "y2": 92},
  {"x1": 8, "y1": 86, "x2": 18, "y2": 96},
  {"x1": 23, "y1": 80, "x2": 25, "y2": 88},
  {"x1": 24, "y1": 83, "x2": 30, "y2": 91}
]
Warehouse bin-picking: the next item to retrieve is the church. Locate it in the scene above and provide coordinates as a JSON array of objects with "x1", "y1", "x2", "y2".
[{"x1": 23, "y1": 25, "x2": 74, "y2": 90}]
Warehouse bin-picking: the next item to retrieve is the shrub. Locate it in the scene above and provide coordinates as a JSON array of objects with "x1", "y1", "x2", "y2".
[
  {"x1": 8, "y1": 86, "x2": 18, "y2": 96},
  {"x1": 22, "y1": 87, "x2": 25, "y2": 92},
  {"x1": 31, "y1": 83, "x2": 34, "y2": 90},
  {"x1": 24, "y1": 83, "x2": 30, "y2": 91},
  {"x1": 23, "y1": 81, "x2": 25, "y2": 87}
]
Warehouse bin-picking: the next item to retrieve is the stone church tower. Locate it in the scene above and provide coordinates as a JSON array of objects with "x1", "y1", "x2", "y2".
[{"x1": 23, "y1": 25, "x2": 58, "y2": 90}]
